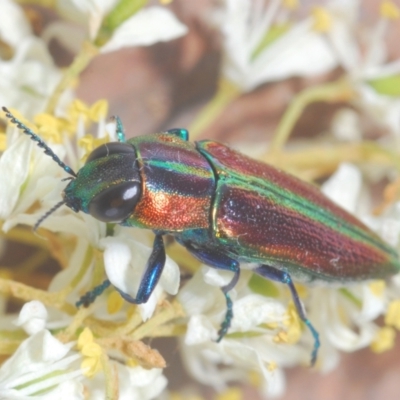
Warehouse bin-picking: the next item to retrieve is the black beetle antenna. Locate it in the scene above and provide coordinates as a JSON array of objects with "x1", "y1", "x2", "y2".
[
  {"x1": 33, "y1": 200, "x2": 66, "y2": 232},
  {"x1": 2, "y1": 107, "x2": 77, "y2": 177}
]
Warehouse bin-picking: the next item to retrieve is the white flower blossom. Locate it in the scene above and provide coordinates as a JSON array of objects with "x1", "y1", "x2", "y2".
[
  {"x1": 324, "y1": 0, "x2": 400, "y2": 139},
  {"x1": 14, "y1": 301, "x2": 48, "y2": 335},
  {"x1": 216, "y1": 0, "x2": 337, "y2": 92},
  {"x1": 0, "y1": 329, "x2": 84, "y2": 399},
  {"x1": 179, "y1": 270, "x2": 303, "y2": 397},
  {"x1": 47, "y1": 1, "x2": 188, "y2": 54}
]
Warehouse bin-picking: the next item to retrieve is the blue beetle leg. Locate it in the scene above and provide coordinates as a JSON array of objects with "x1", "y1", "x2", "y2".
[
  {"x1": 183, "y1": 243, "x2": 240, "y2": 341},
  {"x1": 76, "y1": 279, "x2": 111, "y2": 307},
  {"x1": 115, "y1": 234, "x2": 166, "y2": 304},
  {"x1": 111, "y1": 115, "x2": 126, "y2": 142},
  {"x1": 165, "y1": 128, "x2": 189, "y2": 141},
  {"x1": 254, "y1": 264, "x2": 320, "y2": 366}
]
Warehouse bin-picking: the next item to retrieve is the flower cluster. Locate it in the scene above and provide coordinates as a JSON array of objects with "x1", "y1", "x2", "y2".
[{"x1": 1, "y1": 0, "x2": 400, "y2": 399}]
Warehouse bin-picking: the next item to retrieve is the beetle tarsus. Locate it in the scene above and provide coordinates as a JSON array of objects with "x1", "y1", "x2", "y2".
[
  {"x1": 76, "y1": 279, "x2": 111, "y2": 307},
  {"x1": 254, "y1": 264, "x2": 320, "y2": 366},
  {"x1": 217, "y1": 292, "x2": 233, "y2": 342},
  {"x1": 181, "y1": 240, "x2": 241, "y2": 342},
  {"x1": 110, "y1": 115, "x2": 126, "y2": 142}
]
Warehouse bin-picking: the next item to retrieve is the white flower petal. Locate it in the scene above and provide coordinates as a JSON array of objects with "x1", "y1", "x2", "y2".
[
  {"x1": 185, "y1": 315, "x2": 216, "y2": 345},
  {"x1": 0, "y1": 136, "x2": 31, "y2": 220},
  {"x1": 321, "y1": 163, "x2": 362, "y2": 214},
  {"x1": 101, "y1": 7, "x2": 188, "y2": 53},
  {"x1": 0, "y1": 330, "x2": 78, "y2": 390},
  {"x1": 14, "y1": 301, "x2": 48, "y2": 335},
  {"x1": 101, "y1": 234, "x2": 180, "y2": 321},
  {"x1": 231, "y1": 295, "x2": 286, "y2": 331},
  {"x1": 0, "y1": 0, "x2": 31, "y2": 47}
]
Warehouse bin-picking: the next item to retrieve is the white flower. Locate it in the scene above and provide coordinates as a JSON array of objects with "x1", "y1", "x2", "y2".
[
  {"x1": 100, "y1": 229, "x2": 180, "y2": 321},
  {"x1": 86, "y1": 365, "x2": 167, "y2": 400},
  {"x1": 0, "y1": 0, "x2": 31, "y2": 48},
  {"x1": 48, "y1": 2, "x2": 188, "y2": 54},
  {"x1": 324, "y1": 0, "x2": 400, "y2": 138},
  {"x1": 217, "y1": 0, "x2": 337, "y2": 92},
  {"x1": 179, "y1": 269, "x2": 303, "y2": 397},
  {"x1": 0, "y1": 330, "x2": 84, "y2": 399},
  {"x1": 14, "y1": 301, "x2": 48, "y2": 335},
  {"x1": 0, "y1": 39, "x2": 64, "y2": 117}
]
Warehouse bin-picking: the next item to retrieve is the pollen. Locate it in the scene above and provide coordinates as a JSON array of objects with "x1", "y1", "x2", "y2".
[
  {"x1": 282, "y1": 302, "x2": 302, "y2": 344},
  {"x1": 385, "y1": 299, "x2": 400, "y2": 329},
  {"x1": 370, "y1": 326, "x2": 395, "y2": 353},
  {"x1": 89, "y1": 100, "x2": 109, "y2": 122},
  {"x1": 283, "y1": 0, "x2": 299, "y2": 10},
  {"x1": 369, "y1": 280, "x2": 385, "y2": 297},
  {"x1": 311, "y1": 7, "x2": 332, "y2": 32},
  {"x1": 77, "y1": 327, "x2": 103, "y2": 377},
  {"x1": 34, "y1": 113, "x2": 64, "y2": 143},
  {"x1": 0, "y1": 132, "x2": 6, "y2": 151},
  {"x1": 107, "y1": 290, "x2": 124, "y2": 314},
  {"x1": 380, "y1": 0, "x2": 400, "y2": 20},
  {"x1": 215, "y1": 387, "x2": 243, "y2": 400}
]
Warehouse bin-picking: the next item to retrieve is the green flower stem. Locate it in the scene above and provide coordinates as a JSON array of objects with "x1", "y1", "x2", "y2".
[
  {"x1": 269, "y1": 77, "x2": 354, "y2": 153},
  {"x1": 188, "y1": 79, "x2": 242, "y2": 140},
  {"x1": 46, "y1": 42, "x2": 99, "y2": 115}
]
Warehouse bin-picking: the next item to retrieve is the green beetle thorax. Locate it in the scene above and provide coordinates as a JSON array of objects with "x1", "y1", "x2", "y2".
[{"x1": 63, "y1": 153, "x2": 141, "y2": 217}]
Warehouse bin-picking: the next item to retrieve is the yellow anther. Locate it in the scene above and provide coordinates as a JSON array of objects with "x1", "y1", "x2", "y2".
[
  {"x1": 34, "y1": 113, "x2": 63, "y2": 143},
  {"x1": 77, "y1": 327, "x2": 94, "y2": 350},
  {"x1": 369, "y1": 280, "x2": 386, "y2": 297},
  {"x1": 89, "y1": 100, "x2": 109, "y2": 122},
  {"x1": 215, "y1": 387, "x2": 243, "y2": 400},
  {"x1": 107, "y1": 290, "x2": 124, "y2": 314},
  {"x1": 380, "y1": 0, "x2": 400, "y2": 19},
  {"x1": 248, "y1": 370, "x2": 262, "y2": 387},
  {"x1": 159, "y1": 0, "x2": 173, "y2": 4},
  {"x1": 370, "y1": 326, "x2": 395, "y2": 353},
  {"x1": 312, "y1": 6, "x2": 332, "y2": 32},
  {"x1": 79, "y1": 134, "x2": 110, "y2": 158},
  {"x1": 385, "y1": 300, "x2": 400, "y2": 330},
  {"x1": 283, "y1": 0, "x2": 299, "y2": 10},
  {"x1": 126, "y1": 358, "x2": 139, "y2": 368},
  {"x1": 267, "y1": 361, "x2": 277, "y2": 371},
  {"x1": 282, "y1": 302, "x2": 302, "y2": 344},
  {"x1": 0, "y1": 133, "x2": 6, "y2": 151},
  {"x1": 77, "y1": 327, "x2": 103, "y2": 377}
]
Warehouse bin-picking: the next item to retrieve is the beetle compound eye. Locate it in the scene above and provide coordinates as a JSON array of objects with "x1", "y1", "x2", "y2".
[
  {"x1": 86, "y1": 142, "x2": 135, "y2": 164},
  {"x1": 88, "y1": 181, "x2": 141, "y2": 222}
]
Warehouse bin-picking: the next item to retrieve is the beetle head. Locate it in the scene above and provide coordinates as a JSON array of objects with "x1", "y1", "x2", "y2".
[{"x1": 63, "y1": 142, "x2": 142, "y2": 223}]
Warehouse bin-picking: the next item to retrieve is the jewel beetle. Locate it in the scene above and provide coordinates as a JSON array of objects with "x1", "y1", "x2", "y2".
[{"x1": 4, "y1": 106, "x2": 400, "y2": 366}]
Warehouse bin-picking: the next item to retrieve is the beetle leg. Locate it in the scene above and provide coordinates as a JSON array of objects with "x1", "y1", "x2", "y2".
[
  {"x1": 115, "y1": 234, "x2": 166, "y2": 304},
  {"x1": 254, "y1": 264, "x2": 320, "y2": 366},
  {"x1": 183, "y1": 243, "x2": 240, "y2": 341},
  {"x1": 76, "y1": 279, "x2": 111, "y2": 307},
  {"x1": 112, "y1": 115, "x2": 126, "y2": 142},
  {"x1": 165, "y1": 128, "x2": 189, "y2": 141},
  {"x1": 76, "y1": 234, "x2": 165, "y2": 308}
]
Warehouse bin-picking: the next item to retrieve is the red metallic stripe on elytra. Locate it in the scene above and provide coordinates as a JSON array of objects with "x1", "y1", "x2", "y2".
[
  {"x1": 132, "y1": 189, "x2": 211, "y2": 231},
  {"x1": 215, "y1": 185, "x2": 398, "y2": 280},
  {"x1": 198, "y1": 140, "x2": 368, "y2": 232}
]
